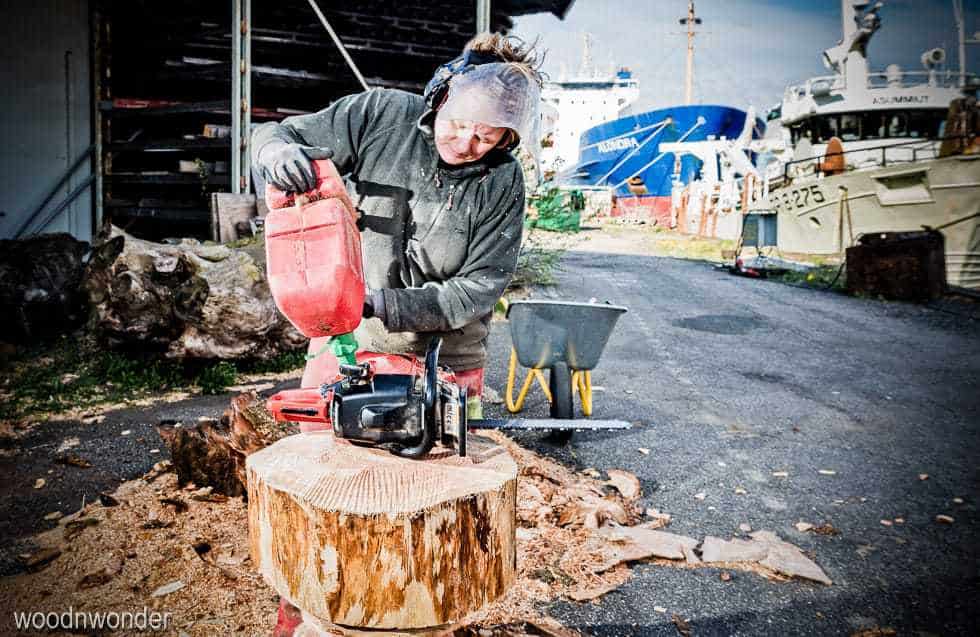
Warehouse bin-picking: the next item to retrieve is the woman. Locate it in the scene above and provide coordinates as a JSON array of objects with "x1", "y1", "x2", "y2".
[{"x1": 252, "y1": 34, "x2": 542, "y2": 420}]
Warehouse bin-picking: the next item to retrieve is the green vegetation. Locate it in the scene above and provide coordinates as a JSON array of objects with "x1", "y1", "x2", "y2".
[
  {"x1": 526, "y1": 188, "x2": 585, "y2": 233},
  {"x1": 769, "y1": 264, "x2": 847, "y2": 292},
  {"x1": 0, "y1": 337, "x2": 306, "y2": 421},
  {"x1": 511, "y1": 231, "x2": 564, "y2": 289}
]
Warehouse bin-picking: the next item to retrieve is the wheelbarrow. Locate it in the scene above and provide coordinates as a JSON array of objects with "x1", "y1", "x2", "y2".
[{"x1": 505, "y1": 300, "x2": 628, "y2": 441}]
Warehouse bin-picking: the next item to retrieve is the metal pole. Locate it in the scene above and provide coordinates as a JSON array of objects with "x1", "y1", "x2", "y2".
[
  {"x1": 685, "y1": 1, "x2": 695, "y2": 105},
  {"x1": 476, "y1": 0, "x2": 491, "y2": 34},
  {"x1": 953, "y1": 0, "x2": 966, "y2": 88},
  {"x1": 231, "y1": 0, "x2": 242, "y2": 194},
  {"x1": 307, "y1": 0, "x2": 370, "y2": 92},
  {"x1": 242, "y1": 0, "x2": 252, "y2": 193},
  {"x1": 91, "y1": 1, "x2": 103, "y2": 235}
]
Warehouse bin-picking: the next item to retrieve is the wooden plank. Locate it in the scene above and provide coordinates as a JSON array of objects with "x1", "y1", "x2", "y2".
[{"x1": 210, "y1": 193, "x2": 257, "y2": 243}]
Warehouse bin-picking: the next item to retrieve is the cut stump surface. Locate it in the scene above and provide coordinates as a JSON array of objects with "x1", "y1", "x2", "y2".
[{"x1": 247, "y1": 433, "x2": 518, "y2": 631}]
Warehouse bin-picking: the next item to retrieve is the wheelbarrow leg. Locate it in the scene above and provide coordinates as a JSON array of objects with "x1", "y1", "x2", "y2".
[{"x1": 546, "y1": 362, "x2": 574, "y2": 444}]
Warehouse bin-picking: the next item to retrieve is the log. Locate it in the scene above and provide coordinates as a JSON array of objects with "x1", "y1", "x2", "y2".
[
  {"x1": 83, "y1": 225, "x2": 306, "y2": 359},
  {"x1": 247, "y1": 433, "x2": 518, "y2": 633},
  {"x1": 0, "y1": 233, "x2": 90, "y2": 343},
  {"x1": 156, "y1": 391, "x2": 292, "y2": 496}
]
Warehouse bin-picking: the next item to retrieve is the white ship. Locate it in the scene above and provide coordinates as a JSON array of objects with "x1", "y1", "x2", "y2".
[
  {"x1": 538, "y1": 34, "x2": 640, "y2": 179},
  {"x1": 668, "y1": 0, "x2": 980, "y2": 290}
]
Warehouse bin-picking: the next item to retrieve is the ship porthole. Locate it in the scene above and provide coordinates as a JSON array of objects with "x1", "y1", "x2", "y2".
[{"x1": 808, "y1": 216, "x2": 822, "y2": 229}]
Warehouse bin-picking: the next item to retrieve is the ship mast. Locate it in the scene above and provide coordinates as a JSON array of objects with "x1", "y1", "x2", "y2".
[{"x1": 679, "y1": 1, "x2": 702, "y2": 105}]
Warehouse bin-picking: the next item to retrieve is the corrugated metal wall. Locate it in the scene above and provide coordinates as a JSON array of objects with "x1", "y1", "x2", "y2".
[{"x1": 0, "y1": 0, "x2": 92, "y2": 241}]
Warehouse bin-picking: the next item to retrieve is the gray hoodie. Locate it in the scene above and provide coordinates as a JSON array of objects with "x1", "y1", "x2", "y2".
[{"x1": 251, "y1": 88, "x2": 525, "y2": 371}]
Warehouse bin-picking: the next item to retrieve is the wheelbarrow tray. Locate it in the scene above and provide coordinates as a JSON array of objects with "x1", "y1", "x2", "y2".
[{"x1": 506, "y1": 300, "x2": 627, "y2": 371}]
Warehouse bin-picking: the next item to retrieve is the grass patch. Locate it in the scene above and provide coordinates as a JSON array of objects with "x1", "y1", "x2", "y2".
[
  {"x1": 510, "y1": 230, "x2": 566, "y2": 290},
  {"x1": 768, "y1": 264, "x2": 847, "y2": 291},
  {"x1": 0, "y1": 337, "x2": 307, "y2": 421}
]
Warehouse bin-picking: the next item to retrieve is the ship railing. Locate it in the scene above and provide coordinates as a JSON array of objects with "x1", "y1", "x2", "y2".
[
  {"x1": 784, "y1": 70, "x2": 976, "y2": 103},
  {"x1": 780, "y1": 134, "x2": 973, "y2": 183}
]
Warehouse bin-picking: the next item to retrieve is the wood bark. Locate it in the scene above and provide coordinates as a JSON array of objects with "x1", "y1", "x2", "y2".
[
  {"x1": 247, "y1": 433, "x2": 518, "y2": 631},
  {"x1": 157, "y1": 391, "x2": 292, "y2": 496},
  {"x1": 83, "y1": 225, "x2": 305, "y2": 359}
]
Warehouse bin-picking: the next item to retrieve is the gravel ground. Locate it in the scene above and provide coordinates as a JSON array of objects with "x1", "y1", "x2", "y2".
[
  {"x1": 482, "y1": 249, "x2": 980, "y2": 636},
  {"x1": 2, "y1": 244, "x2": 978, "y2": 636}
]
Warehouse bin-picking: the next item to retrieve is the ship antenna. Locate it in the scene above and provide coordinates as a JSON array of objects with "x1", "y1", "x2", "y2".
[{"x1": 679, "y1": 1, "x2": 703, "y2": 105}]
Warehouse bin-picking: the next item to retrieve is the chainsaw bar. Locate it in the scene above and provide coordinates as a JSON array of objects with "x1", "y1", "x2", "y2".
[{"x1": 467, "y1": 418, "x2": 631, "y2": 431}]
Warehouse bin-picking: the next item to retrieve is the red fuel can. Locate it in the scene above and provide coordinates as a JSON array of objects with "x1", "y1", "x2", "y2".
[{"x1": 264, "y1": 160, "x2": 365, "y2": 338}]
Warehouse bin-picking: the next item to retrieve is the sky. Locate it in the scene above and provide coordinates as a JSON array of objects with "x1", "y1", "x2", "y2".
[{"x1": 512, "y1": 0, "x2": 980, "y2": 114}]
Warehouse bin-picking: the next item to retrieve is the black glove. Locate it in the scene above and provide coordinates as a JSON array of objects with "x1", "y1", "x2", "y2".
[
  {"x1": 256, "y1": 142, "x2": 333, "y2": 193},
  {"x1": 362, "y1": 290, "x2": 387, "y2": 324}
]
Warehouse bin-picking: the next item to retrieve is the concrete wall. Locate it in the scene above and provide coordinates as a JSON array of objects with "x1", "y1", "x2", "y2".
[{"x1": 0, "y1": 0, "x2": 93, "y2": 241}]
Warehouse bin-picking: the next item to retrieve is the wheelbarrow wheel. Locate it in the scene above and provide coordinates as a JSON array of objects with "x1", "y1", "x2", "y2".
[{"x1": 546, "y1": 362, "x2": 574, "y2": 444}]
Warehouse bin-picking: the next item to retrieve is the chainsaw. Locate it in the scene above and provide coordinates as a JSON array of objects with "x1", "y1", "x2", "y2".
[
  {"x1": 266, "y1": 338, "x2": 629, "y2": 458},
  {"x1": 263, "y1": 159, "x2": 629, "y2": 459}
]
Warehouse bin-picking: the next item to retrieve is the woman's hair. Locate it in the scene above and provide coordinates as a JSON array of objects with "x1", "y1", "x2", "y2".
[
  {"x1": 464, "y1": 33, "x2": 544, "y2": 88},
  {"x1": 462, "y1": 33, "x2": 544, "y2": 148}
]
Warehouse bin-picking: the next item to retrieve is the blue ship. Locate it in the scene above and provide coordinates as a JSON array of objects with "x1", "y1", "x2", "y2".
[{"x1": 566, "y1": 105, "x2": 764, "y2": 221}]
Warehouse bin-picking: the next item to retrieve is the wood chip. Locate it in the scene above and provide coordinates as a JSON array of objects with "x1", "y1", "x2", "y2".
[
  {"x1": 771, "y1": 471, "x2": 789, "y2": 478},
  {"x1": 654, "y1": 606, "x2": 667, "y2": 614},
  {"x1": 795, "y1": 522, "x2": 814, "y2": 532},
  {"x1": 43, "y1": 512, "x2": 63, "y2": 521},
  {"x1": 637, "y1": 448, "x2": 650, "y2": 455},
  {"x1": 582, "y1": 468, "x2": 601, "y2": 478},
  {"x1": 738, "y1": 523, "x2": 752, "y2": 533},
  {"x1": 879, "y1": 519, "x2": 893, "y2": 527},
  {"x1": 606, "y1": 469, "x2": 641, "y2": 500},
  {"x1": 23, "y1": 547, "x2": 62, "y2": 571},
  {"x1": 734, "y1": 487, "x2": 747, "y2": 495},
  {"x1": 952, "y1": 497, "x2": 964, "y2": 504},
  {"x1": 918, "y1": 474, "x2": 929, "y2": 481},
  {"x1": 64, "y1": 517, "x2": 100, "y2": 541},
  {"x1": 54, "y1": 452, "x2": 92, "y2": 468},
  {"x1": 672, "y1": 614, "x2": 693, "y2": 637},
  {"x1": 693, "y1": 492, "x2": 706, "y2": 501},
  {"x1": 33, "y1": 478, "x2": 46, "y2": 489},
  {"x1": 817, "y1": 469, "x2": 836, "y2": 476},
  {"x1": 567, "y1": 582, "x2": 618, "y2": 602},
  {"x1": 936, "y1": 514, "x2": 954, "y2": 524},
  {"x1": 151, "y1": 580, "x2": 185, "y2": 597}
]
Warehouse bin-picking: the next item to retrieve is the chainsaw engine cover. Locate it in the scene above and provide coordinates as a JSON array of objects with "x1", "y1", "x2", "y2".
[{"x1": 329, "y1": 374, "x2": 426, "y2": 446}]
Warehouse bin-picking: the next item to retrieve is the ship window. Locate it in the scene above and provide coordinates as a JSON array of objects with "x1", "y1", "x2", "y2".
[
  {"x1": 886, "y1": 112, "x2": 908, "y2": 137},
  {"x1": 840, "y1": 114, "x2": 861, "y2": 141},
  {"x1": 908, "y1": 110, "x2": 944, "y2": 138}
]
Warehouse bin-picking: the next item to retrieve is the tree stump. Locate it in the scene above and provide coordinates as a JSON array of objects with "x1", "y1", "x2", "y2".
[{"x1": 247, "y1": 433, "x2": 517, "y2": 633}]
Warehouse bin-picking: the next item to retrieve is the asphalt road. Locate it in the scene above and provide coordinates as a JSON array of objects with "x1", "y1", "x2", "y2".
[
  {"x1": 2, "y1": 249, "x2": 978, "y2": 636},
  {"x1": 482, "y1": 250, "x2": 980, "y2": 636}
]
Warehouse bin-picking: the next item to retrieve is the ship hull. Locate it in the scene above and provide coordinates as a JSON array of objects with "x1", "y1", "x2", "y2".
[
  {"x1": 773, "y1": 155, "x2": 980, "y2": 289},
  {"x1": 567, "y1": 105, "x2": 760, "y2": 222}
]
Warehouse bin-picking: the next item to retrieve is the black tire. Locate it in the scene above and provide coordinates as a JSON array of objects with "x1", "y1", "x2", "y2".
[{"x1": 546, "y1": 362, "x2": 574, "y2": 444}]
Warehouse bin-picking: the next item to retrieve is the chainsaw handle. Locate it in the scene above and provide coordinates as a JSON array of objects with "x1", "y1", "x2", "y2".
[
  {"x1": 395, "y1": 337, "x2": 441, "y2": 459},
  {"x1": 267, "y1": 387, "x2": 331, "y2": 425}
]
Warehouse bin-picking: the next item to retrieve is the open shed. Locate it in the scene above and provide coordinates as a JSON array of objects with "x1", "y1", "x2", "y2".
[{"x1": 0, "y1": 0, "x2": 572, "y2": 242}]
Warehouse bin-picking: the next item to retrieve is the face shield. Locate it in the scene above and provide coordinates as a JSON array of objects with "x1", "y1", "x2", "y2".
[{"x1": 438, "y1": 62, "x2": 541, "y2": 148}]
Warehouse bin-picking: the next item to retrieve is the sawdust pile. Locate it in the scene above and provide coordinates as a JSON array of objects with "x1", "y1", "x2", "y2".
[
  {"x1": 0, "y1": 469, "x2": 277, "y2": 636},
  {"x1": 1, "y1": 420, "x2": 828, "y2": 636}
]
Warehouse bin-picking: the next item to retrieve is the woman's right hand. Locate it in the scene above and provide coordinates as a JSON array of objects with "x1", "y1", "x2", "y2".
[{"x1": 257, "y1": 142, "x2": 334, "y2": 193}]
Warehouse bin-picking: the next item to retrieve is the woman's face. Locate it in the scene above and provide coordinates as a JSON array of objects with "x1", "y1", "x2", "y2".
[{"x1": 434, "y1": 112, "x2": 508, "y2": 165}]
